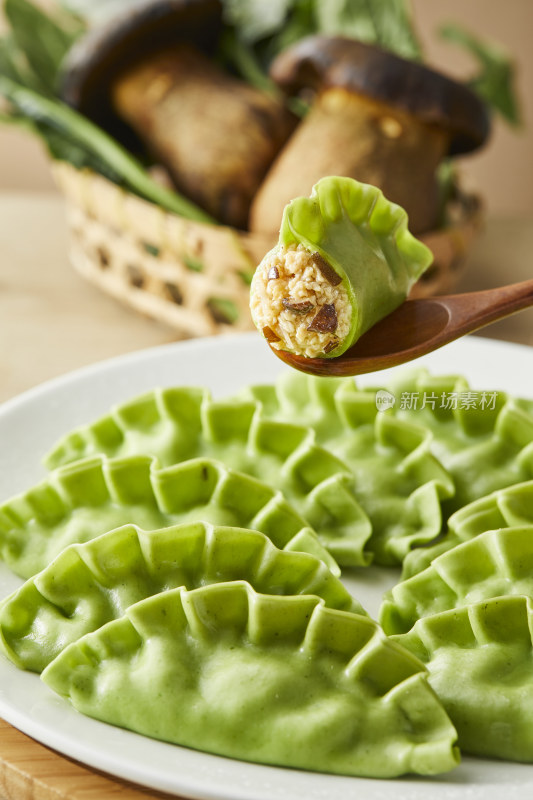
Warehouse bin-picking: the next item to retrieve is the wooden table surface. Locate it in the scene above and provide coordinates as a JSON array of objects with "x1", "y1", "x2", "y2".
[{"x1": 0, "y1": 191, "x2": 532, "y2": 799}]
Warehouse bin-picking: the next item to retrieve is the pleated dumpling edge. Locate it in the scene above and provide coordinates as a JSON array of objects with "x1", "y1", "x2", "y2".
[{"x1": 41, "y1": 581, "x2": 460, "y2": 778}]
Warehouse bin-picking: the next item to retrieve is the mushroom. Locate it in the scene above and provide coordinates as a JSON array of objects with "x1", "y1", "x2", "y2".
[
  {"x1": 61, "y1": 0, "x2": 296, "y2": 230},
  {"x1": 249, "y1": 36, "x2": 490, "y2": 236}
]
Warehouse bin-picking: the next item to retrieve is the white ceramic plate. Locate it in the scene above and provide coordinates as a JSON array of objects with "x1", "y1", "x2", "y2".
[{"x1": 1, "y1": 332, "x2": 533, "y2": 800}]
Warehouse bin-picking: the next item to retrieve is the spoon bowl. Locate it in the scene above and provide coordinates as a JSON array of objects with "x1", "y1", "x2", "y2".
[{"x1": 271, "y1": 279, "x2": 533, "y2": 377}]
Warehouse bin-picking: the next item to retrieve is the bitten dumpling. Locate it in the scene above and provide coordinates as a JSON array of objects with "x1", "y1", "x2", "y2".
[
  {"x1": 41, "y1": 582, "x2": 459, "y2": 777},
  {"x1": 250, "y1": 176, "x2": 432, "y2": 359},
  {"x1": 0, "y1": 521, "x2": 361, "y2": 673}
]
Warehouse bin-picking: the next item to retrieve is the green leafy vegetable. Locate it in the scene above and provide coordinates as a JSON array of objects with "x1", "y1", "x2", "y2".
[
  {"x1": 142, "y1": 242, "x2": 161, "y2": 257},
  {"x1": 0, "y1": 0, "x2": 522, "y2": 230},
  {"x1": 314, "y1": 0, "x2": 423, "y2": 61},
  {"x1": 236, "y1": 268, "x2": 254, "y2": 286},
  {"x1": 266, "y1": 0, "x2": 316, "y2": 55},
  {"x1": 218, "y1": 29, "x2": 279, "y2": 94},
  {"x1": 222, "y1": 1, "x2": 520, "y2": 129},
  {"x1": 0, "y1": 34, "x2": 32, "y2": 85},
  {"x1": 183, "y1": 255, "x2": 204, "y2": 272},
  {"x1": 0, "y1": 75, "x2": 215, "y2": 221},
  {"x1": 4, "y1": 0, "x2": 81, "y2": 95},
  {"x1": 222, "y1": 0, "x2": 294, "y2": 43},
  {"x1": 207, "y1": 297, "x2": 240, "y2": 324},
  {"x1": 219, "y1": 29, "x2": 309, "y2": 117},
  {"x1": 440, "y1": 24, "x2": 521, "y2": 126},
  {"x1": 59, "y1": 0, "x2": 130, "y2": 27},
  {"x1": 0, "y1": 0, "x2": 216, "y2": 222},
  {"x1": 222, "y1": 0, "x2": 422, "y2": 60}
]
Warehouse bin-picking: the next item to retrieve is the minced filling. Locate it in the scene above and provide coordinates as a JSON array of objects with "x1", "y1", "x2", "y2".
[{"x1": 250, "y1": 244, "x2": 352, "y2": 358}]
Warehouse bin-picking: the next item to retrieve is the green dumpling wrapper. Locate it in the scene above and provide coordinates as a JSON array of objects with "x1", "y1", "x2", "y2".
[
  {"x1": 42, "y1": 387, "x2": 372, "y2": 567},
  {"x1": 384, "y1": 368, "x2": 533, "y2": 512},
  {"x1": 240, "y1": 371, "x2": 455, "y2": 565},
  {"x1": 394, "y1": 595, "x2": 533, "y2": 762},
  {"x1": 0, "y1": 521, "x2": 361, "y2": 673},
  {"x1": 250, "y1": 176, "x2": 433, "y2": 359},
  {"x1": 0, "y1": 455, "x2": 337, "y2": 579},
  {"x1": 402, "y1": 478, "x2": 533, "y2": 578},
  {"x1": 241, "y1": 368, "x2": 533, "y2": 567},
  {"x1": 381, "y1": 526, "x2": 533, "y2": 634},
  {"x1": 41, "y1": 582, "x2": 459, "y2": 778}
]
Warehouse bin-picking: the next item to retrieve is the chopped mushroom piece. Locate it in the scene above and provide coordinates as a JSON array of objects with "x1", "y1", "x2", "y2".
[
  {"x1": 262, "y1": 326, "x2": 281, "y2": 343},
  {"x1": 311, "y1": 252, "x2": 342, "y2": 286},
  {"x1": 282, "y1": 298, "x2": 315, "y2": 314},
  {"x1": 307, "y1": 303, "x2": 338, "y2": 333}
]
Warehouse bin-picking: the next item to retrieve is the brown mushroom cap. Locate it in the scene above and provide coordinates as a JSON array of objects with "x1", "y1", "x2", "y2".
[
  {"x1": 270, "y1": 35, "x2": 491, "y2": 156},
  {"x1": 60, "y1": 0, "x2": 222, "y2": 131}
]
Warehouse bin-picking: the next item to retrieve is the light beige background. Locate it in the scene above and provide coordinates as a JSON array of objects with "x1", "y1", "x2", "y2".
[{"x1": 0, "y1": 0, "x2": 532, "y2": 216}]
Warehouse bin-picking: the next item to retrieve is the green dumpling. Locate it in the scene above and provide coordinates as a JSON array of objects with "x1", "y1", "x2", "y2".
[
  {"x1": 402, "y1": 478, "x2": 533, "y2": 578},
  {"x1": 41, "y1": 582, "x2": 459, "y2": 778},
  {"x1": 394, "y1": 595, "x2": 533, "y2": 762},
  {"x1": 250, "y1": 176, "x2": 432, "y2": 359},
  {"x1": 241, "y1": 371, "x2": 455, "y2": 565},
  {"x1": 43, "y1": 387, "x2": 372, "y2": 567},
  {"x1": 0, "y1": 454, "x2": 337, "y2": 579},
  {"x1": 384, "y1": 368, "x2": 533, "y2": 512},
  {"x1": 381, "y1": 526, "x2": 533, "y2": 634},
  {"x1": 241, "y1": 368, "x2": 533, "y2": 567},
  {"x1": 0, "y1": 521, "x2": 361, "y2": 673}
]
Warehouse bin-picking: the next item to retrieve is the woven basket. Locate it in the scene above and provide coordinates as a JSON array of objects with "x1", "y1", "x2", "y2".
[{"x1": 53, "y1": 162, "x2": 483, "y2": 339}]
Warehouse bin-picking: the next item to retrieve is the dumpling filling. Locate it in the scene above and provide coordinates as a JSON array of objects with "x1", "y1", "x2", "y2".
[{"x1": 250, "y1": 244, "x2": 352, "y2": 358}]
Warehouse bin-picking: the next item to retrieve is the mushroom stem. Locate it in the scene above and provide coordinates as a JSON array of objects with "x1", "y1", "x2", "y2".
[
  {"x1": 250, "y1": 88, "x2": 449, "y2": 236},
  {"x1": 113, "y1": 45, "x2": 296, "y2": 230},
  {"x1": 250, "y1": 35, "x2": 490, "y2": 237}
]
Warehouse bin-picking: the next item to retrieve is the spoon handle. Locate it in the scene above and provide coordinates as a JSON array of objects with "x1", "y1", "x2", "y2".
[
  {"x1": 270, "y1": 278, "x2": 533, "y2": 378},
  {"x1": 439, "y1": 278, "x2": 533, "y2": 336}
]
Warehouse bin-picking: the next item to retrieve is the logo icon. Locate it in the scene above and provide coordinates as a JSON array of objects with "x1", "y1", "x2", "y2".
[{"x1": 375, "y1": 389, "x2": 396, "y2": 412}]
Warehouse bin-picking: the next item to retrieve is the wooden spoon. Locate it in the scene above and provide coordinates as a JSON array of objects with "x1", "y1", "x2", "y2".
[{"x1": 271, "y1": 279, "x2": 533, "y2": 377}]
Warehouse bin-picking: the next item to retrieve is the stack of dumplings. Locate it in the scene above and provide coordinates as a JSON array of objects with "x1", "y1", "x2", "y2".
[{"x1": 2, "y1": 367, "x2": 533, "y2": 778}]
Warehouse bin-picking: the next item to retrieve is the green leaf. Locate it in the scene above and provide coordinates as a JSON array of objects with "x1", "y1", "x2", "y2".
[
  {"x1": 40, "y1": 125, "x2": 124, "y2": 182},
  {"x1": 59, "y1": 0, "x2": 141, "y2": 27},
  {"x1": 142, "y1": 242, "x2": 161, "y2": 258},
  {"x1": 263, "y1": 0, "x2": 316, "y2": 54},
  {"x1": 221, "y1": 0, "x2": 295, "y2": 43},
  {"x1": 0, "y1": 34, "x2": 41, "y2": 89},
  {"x1": 4, "y1": 0, "x2": 81, "y2": 95},
  {"x1": 183, "y1": 255, "x2": 205, "y2": 273},
  {"x1": 236, "y1": 269, "x2": 254, "y2": 286},
  {"x1": 207, "y1": 297, "x2": 240, "y2": 324},
  {"x1": 0, "y1": 107, "x2": 34, "y2": 130},
  {"x1": 314, "y1": 0, "x2": 423, "y2": 61},
  {"x1": 0, "y1": 74, "x2": 216, "y2": 222},
  {"x1": 439, "y1": 24, "x2": 521, "y2": 126},
  {"x1": 218, "y1": 29, "x2": 279, "y2": 94}
]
